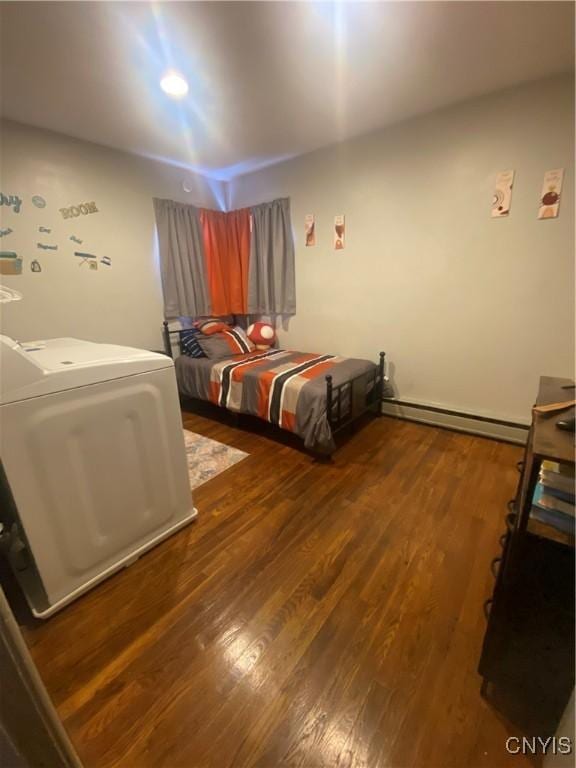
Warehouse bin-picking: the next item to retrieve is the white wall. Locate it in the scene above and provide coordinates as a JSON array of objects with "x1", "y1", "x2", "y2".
[
  {"x1": 1, "y1": 76, "x2": 574, "y2": 423},
  {"x1": 0, "y1": 120, "x2": 224, "y2": 350},
  {"x1": 230, "y1": 75, "x2": 575, "y2": 424}
]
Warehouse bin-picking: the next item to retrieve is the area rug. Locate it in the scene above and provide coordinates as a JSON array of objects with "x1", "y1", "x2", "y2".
[{"x1": 183, "y1": 429, "x2": 248, "y2": 490}]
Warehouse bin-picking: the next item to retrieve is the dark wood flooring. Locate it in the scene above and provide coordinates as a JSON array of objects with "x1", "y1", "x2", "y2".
[{"x1": 23, "y1": 412, "x2": 534, "y2": 768}]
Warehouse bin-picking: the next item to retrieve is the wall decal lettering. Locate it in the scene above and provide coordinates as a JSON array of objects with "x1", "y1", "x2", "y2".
[
  {"x1": 37, "y1": 243, "x2": 58, "y2": 250},
  {"x1": 100, "y1": 256, "x2": 111, "y2": 266},
  {"x1": 0, "y1": 228, "x2": 13, "y2": 238},
  {"x1": 0, "y1": 251, "x2": 22, "y2": 275},
  {"x1": 32, "y1": 195, "x2": 46, "y2": 209},
  {"x1": 39, "y1": 226, "x2": 52, "y2": 234},
  {"x1": 0, "y1": 193, "x2": 22, "y2": 214},
  {"x1": 31, "y1": 259, "x2": 42, "y2": 273},
  {"x1": 60, "y1": 202, "x2": 99, "y2": 219},
  {"x1": 70, "y1": 235, "x2": 83, "y2": 244}
]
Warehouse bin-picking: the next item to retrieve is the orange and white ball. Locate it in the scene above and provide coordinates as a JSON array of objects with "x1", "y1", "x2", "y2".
[{"x1": 247, "y1": 322, "x2": 275, "y2": 349}]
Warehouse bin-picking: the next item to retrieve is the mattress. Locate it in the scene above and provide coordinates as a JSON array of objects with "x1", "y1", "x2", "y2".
[{"x1": 175, "y1": 349, "x2": 377, "y2": 453}]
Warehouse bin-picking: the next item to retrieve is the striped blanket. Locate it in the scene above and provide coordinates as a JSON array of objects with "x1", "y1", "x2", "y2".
[{"x1": 176, "y1": 349, "x2": 377, "y2": 452}]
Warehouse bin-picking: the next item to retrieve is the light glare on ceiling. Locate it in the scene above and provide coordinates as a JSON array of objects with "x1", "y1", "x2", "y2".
[{"x1": 160, "y1": 70, "x2": 189, "y2": 98}]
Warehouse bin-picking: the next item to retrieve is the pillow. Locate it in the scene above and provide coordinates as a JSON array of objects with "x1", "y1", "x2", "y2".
[
  {"x1": 180, "y1": 329, "x2": 206, "y2": 359},
  {"x1": 230, "y1": 326, "x2": 255, "y2": 352},
  {"x1": 197, "y1": 326, "x2": 255, "y2": 358},
  {"x1": 195, "y1": 317, "x2": 231, "y2": 335}
]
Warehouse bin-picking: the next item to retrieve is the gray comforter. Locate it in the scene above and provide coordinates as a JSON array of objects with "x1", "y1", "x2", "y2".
[{"x1": 175, "y1": 349, "x2": 377, "y2": 453}]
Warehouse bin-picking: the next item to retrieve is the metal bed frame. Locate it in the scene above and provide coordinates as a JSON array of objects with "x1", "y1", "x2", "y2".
[
  {"x1": 163, "y1": 321, "x2": 386, "y2": 439},
  {"x1": 326, "y1": 351, "x2": 386, "y2": 435}
]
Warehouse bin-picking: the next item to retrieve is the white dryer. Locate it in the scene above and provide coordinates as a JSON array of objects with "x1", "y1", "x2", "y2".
[{"x1": 0, "y1": 335, "x2": 197, "y2": 618}]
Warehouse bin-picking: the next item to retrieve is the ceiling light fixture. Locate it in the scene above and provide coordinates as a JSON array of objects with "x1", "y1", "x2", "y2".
[{"x1": 160, "y1": 70, "x2": 189, "y2": 98}]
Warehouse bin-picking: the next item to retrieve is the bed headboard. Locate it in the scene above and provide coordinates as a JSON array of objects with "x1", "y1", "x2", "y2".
[{"x1": 162, "y1": 321, "x2": 187, "y2": 359}]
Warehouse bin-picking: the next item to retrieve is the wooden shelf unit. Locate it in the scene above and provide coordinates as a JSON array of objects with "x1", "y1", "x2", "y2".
[{"x1": 478, "y1": 376, "x2": 575, "y2": 735}]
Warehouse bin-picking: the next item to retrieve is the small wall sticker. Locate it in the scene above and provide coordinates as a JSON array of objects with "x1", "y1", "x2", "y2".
[
  {"x1": 0, "y1": 251, "x2": 22, "y2": 275},
  {"x1": 30, "y1": 259, "x2": 42, "y2": 273},
  {"x1": 37, "y1": 243, "x2": 58, "y2": 251},
  {"x1": 491, "y1": 170, "x2": 514, "y2": 218},
  {"x1": 70, "y1": 235, "x2": 83, "y2": 244},
  {"x1": 334, "y1": 215, "x2": 345, "y2": 250},
  {"x1": 89, "y1": 261, "x2": 98, "y2": 271},
  {"x1": 305, "y1": 214, "x2": 316, "y2": 246},
  {"x1": 538, "y1": 169, "x2": 564, "y2": 220},
  {"x1": 32, "y1": 195, "x2": 46, "y2": 209},
  {"x1": 0, "y1": 228, "x2": 13, "y2": 238},
  {"x1": 0, "y1": 193, "x2": 22, "y2": 214},
  {"x1": 74, "y1": 251, "x2": 97, "y2": 267},
  {"x1": 60, "y1": 202, "x2": 99, "y2": 219}
]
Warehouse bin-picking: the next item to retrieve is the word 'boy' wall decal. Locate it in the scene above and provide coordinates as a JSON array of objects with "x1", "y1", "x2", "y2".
[{"x1": 0, "y1": 193, "x2": 22, "y2": 214}]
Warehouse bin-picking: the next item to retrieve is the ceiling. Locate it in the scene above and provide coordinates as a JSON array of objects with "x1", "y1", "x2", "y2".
[{"x1": 1, "y1": 1, "x2": 574, "y2": 181}]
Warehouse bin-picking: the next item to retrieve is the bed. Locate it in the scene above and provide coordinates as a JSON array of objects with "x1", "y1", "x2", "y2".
[{"x1": 163, "y1": 322, "x2": 386, "y2": 455}]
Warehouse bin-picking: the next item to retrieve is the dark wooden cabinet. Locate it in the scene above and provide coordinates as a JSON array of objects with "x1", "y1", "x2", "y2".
[{"x1": 479, "y1": 376, "x2": 575, "y2": 736}]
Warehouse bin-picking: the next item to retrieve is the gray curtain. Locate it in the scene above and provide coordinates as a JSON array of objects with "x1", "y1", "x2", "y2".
[
  {"x1": 153, "y1": 198, "x2": 210, "y2": 319},
  {"x1": 248, "y1": 198, "x2": 296, "y2": 316}
]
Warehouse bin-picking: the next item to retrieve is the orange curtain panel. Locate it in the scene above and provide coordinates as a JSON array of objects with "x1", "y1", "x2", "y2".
[
  {"x1": 226, "y1": 208, "x2": 251, "y2": 314},
  {"x1": 200, "y1": 208, "x2": 251, "y2": 315},
  {"x1": 199, "y1": 209, "x2": 231, "y2": 316}
]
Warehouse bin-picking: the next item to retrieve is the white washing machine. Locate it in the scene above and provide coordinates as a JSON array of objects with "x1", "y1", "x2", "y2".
[{"x1": 0, "y1": 335, "x2": 197, "y2": 618}]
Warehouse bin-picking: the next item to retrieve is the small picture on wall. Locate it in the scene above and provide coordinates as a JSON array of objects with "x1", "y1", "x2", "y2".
[
  {"x1": 538, "y1": 169, "x2": 564, "y2": 220},
  {"x1": 305, "y1": 214, "x2": 316, "y2": 246},
  {"x1": 0, "y1": 251, "x2": 22, "y2": 275},
  {"x1": 334, "y1": 215, "x2": 345, "y2": 250},
  {"x1": 491, "y1": 170, "x2": 514, "y2": 218}
]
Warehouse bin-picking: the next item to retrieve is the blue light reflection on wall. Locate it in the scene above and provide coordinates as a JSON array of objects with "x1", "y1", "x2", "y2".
[
  {"x1": 112, "y1": 3, "x2": 303, "y2": 200},
  {"x1": 114, "y1": 5, "x2": 222, "y2": 171}
]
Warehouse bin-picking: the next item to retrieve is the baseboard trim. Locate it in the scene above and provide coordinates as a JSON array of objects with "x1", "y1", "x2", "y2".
[{"x1": 381, "y1": 399, "x2": 529, "y2": 445}]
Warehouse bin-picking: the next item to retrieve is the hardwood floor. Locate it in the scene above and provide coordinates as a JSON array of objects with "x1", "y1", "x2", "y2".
[{"x1": 22, "y1": 412, "x2": 533, "y2": 768}]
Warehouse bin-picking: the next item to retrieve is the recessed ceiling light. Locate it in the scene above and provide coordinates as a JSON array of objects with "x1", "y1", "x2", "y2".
[{"x1": 160, "y1": 70, "x2": 189, "y2": 98}]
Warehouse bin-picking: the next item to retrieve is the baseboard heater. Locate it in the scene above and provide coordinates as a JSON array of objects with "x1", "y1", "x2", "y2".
[{"x1": 381, "y1": 398, "x2": 529, "y2": 445}]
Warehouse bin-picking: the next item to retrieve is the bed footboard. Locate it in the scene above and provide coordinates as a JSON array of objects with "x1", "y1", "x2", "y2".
[{"x1": 326, "y1": 352, "x2": 386, "y2": 434}]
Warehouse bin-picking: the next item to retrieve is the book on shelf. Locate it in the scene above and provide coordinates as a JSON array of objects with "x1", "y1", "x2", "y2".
[
  {"x1": 538, "y1": 461, "x2": 575, "y2": 507},
  {"x1": 539, "y1": 470, "x2": 575, "y2": 498},
  {"x1": 540, "y1": 460, "x2": 575, "y2": 478},
  {"x1": 536, "y1": 492, "x2": 575, "y2": 518},
  {"x1": 530, "y1": 505, "x2": 575, "y2": 536},
  {"x1": 530, "y1": 481, "x2": 575, "y2": 537}
]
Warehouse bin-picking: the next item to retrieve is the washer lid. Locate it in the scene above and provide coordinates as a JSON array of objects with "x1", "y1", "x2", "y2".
[{"x1": 0, "y1": 336, "x2": 172, "y2": 403}]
